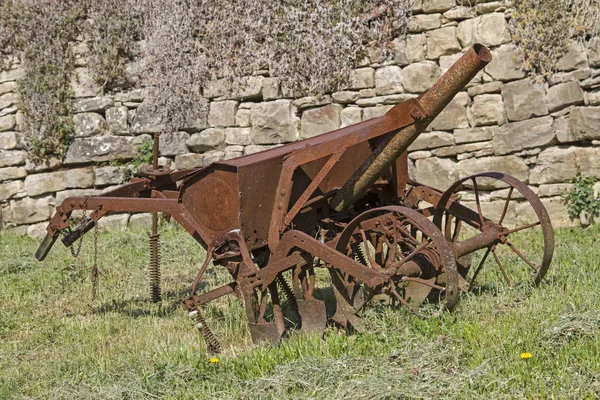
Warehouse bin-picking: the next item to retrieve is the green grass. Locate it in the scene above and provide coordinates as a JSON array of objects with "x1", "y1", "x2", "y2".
[{"x1": 1, "y1": 222, "x2": 599, "y2": 399}]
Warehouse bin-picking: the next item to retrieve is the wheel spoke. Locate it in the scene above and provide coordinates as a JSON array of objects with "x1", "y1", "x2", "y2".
[
  {"x1": 472, "y1": 177, "x2": 485, "y2": 228},
  {"x1": 389, "y1": 239, "x2": 433, "y2": 271},
  {"x1": 396, "y1": 224, "x2": 422, "y2": 247},
  {"x1": 498, "y1": 186, "x2": 514, "y2": 225},
  {"x1": 502, "y1": 221, "x2": 541, "y2": 235},
  {"x1": 506, "y1": 241, "x2": 538, "y2": 272},
  {"x1": 492, "y1": 248, "x2": 511, "y2": 286},
  {"x1": 469, "y1": 246, "x2": 492, "y2": 287}
]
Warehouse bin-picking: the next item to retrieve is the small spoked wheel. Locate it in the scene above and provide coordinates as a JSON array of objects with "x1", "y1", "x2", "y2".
[
  {"x1": 433, "y1": 172, "x2": 554, "y2": 289},
  {"x1": 331, "y1": 206, "x2": 459, "y2": 314}
]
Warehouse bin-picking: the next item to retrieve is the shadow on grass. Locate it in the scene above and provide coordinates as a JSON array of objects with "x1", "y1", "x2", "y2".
[{"x1": 93, "y1": 287, "x2": 192, "y2": 318}]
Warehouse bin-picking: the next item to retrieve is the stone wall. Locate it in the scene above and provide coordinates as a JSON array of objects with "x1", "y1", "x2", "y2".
[{"x1": 2, "y1": 0, "x2": 600, "y2": 237}]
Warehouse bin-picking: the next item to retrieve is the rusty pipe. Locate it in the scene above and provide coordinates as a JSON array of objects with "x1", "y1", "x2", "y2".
[{"x1": 330, "y1": 44, "x2": 492, "y2": 212}]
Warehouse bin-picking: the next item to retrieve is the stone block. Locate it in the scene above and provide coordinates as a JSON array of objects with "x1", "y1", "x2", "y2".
[
  {"x1": 408, "y1": 150, "x2": 431, "y2": 160},
  {"x1": 443, "y1": 6, "x2": 475, "y2": 20},
  {"x1": 567, "y1": 107, "x2": 600, "y2": 141},
  {"x1": 433, "y1": 141, "x2": 492, "y2": 157},
  {"x1": 204, "y1": 78, "x2": 231, "y2": 99},
  {"x1": 65, "y1": 135, "x2": 150, "y2": 164},
  {"x1": 530, "y1": 147, "x2": 600, "y2": 184},
  {"x1": 186, "y1": 129, "x2": 224, "y2": 152},
  {"x1": 469, "y1": 94, "x2": 504, "y2": 126},
  {"x1": 362, "y1": 106, "x2": 393, "y2": 120},
  {"x1": 2, "y1": 195, "x2": 53, "y2": 225},
  {"x1": 94, "y1": 166, "x2": 124, "y2": 186},
  {"x1": 0, "y1": 180, "x2": 23, "y2": 201},
  {"x1": 454, "y1": 126, "x2": 495, "y2": 144},
  {"x1": 457, "y1": 13, "x2": 510, "y2": 48},
  {"x1": 0, "y1": 131, "x2": 19, "y2": 150},
  {"x1": 556, "y1": 40, "x2": 588, "y2": 71},
  {"x1": 262, "y1": 78, "x2": 280, "y2": 100},
  {"x1": 106, "y1": 106, "x2": 129, "y2": 134},
  {"x1": 0, "y1": 81, "x2": 17, "y2": 96},
  {"x1": 0, "y1": 150, "x2": 26, "y2": 167},
  {"x1": 208, "y1": 100, "x2": 238, "y2": 127},
  {"x1": 73, "y1": 97, "x2": 114, "y2": 113},
  {"x1": 538, "y1": 183, "x2": 572, "y2": 198},
  {"x1": 71, "y1": 68, "x2": 101, "y2": 98},
  {"x1": 179, "y1": 99, "x2": 209, "y2": 133},
  {"x1": 224, "y1": 145, "x2": 244, "y2": 160},
  {"x1": 405, "y1": 34, "x2": 426, "y2": 63},
  {"x1": 244, "y1": 144, "x2": 282, "y2": 155},
  {"x1": 174, "y1": 153, "x2": 203, "y2": 169},
  {"x1": 422, "y1": 0, "x2": 455, "y2": 13},
  {"x1": 546, "y1": 81, "x2": 584, "y2": 113},
  {"x1": 408, "y1": 131, "x2": 454, "y2": 151},
  {"x1": 484, "y1": 45, "x2": 525, "y2": 82},
  {"x1": 458, "y1": 155, "x2": 529, "y2": 188},
  {"x1": 131, "y1": 102, "x2": 164, "y2": 134},
  {"x1": 203, "y1": 151, "x2": 225, "y2": 164},
  {"x1": 341, "y1": 107, "x2": 362, "y2": 127},
  {"x1": 408, "y1": 14, "x2": 442, "y2": 33},
  {"x1": 493, "y1": 116, "x2": 555, "y2": 155},
  {"x1": 234, "y1": 76, "x2": 264, "y2": 101},
  {"x1": 0, "y1": 166, "x2": 26, "y2": 181},
  {"x1": 502, "y1": 79, "x2": 548, "y2": 122},
  {"x1": 27, "y1": 222, "x2": 50, "y2": 239},
  {"x1": 250, "y1": 100, "x2": 299, "y2": 144},
  {"x1": 129, "y1": 213, "x2": 152, "y2": 229},
  {"x1": 356, "y1": 94, "x2": 416, "y2": 107},
  {"x1": 225, "y1": 128, "x2": 251, "y2": 145},
  {"x1": 235, "y1": 108, "x2": 251, "y2": 127},
  {"x1": 429, "y1": 92, "x2": 470, "y2": 130},
  {"x1": 0, "y1": 115, "x2": 15, "y2": 132},
  {"x1": 375, "y1": 66, "x2": 404, "y2": 95},
  {"x1": 587, "y1": 38, "x2": 600, "y2": 68},
  {"x1": 97, "y1": 214, "x2": 130, "y2": 232},
  {"x1": 73, "y1": 113, "x2": 105, "y2": 137},
  {"x1": 392, "y1": 38, "x2": 410, "y2": 66},
  {"x1": 0, "y1": 92, "x2": 18, "y2": 110},
  {"x1": 300, "y1": 104, "x2": 342, "y2": 139},
  {"x1": 402, "y1": 61, "x2": 441, "y2": 93},
  {"x1": 349, "y1": 68, "x2": 375, "y2": 90},
  {"x1": 426, "y1": 27, "x2": 461, "y2": 60},
  {"x1": 24, "y1": 167, "x2": 94, "y2": 197},
  {"x1": 160, "y1": 131, "x2": 190, "y2": 156},
  {"x1": 332, "y1": 91, "x2": 360, "y2": 104},
  {"x1": 414, "y1": 157, "x2": 458, "y2": 191},
  {"x1": 0, "y1": 68, "x2": 24, "y2": 84},
  {"x1": 55, "y1": 188, "x2": 103, "y2": 206},
  {"x1": 468, "y1": 82, "x2": 502, "y2": 97},
  {"x1": 293, "y1": 96, "x2": 332, "y2": 110}
]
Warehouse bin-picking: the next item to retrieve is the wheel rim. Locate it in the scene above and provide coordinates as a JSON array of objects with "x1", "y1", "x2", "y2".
[
  {"x1": 433, "y1": 172, "x2": 554, "y2": 288},
  {"x1": 332, "y1": 206, "x2": 459, "y2": 312}
]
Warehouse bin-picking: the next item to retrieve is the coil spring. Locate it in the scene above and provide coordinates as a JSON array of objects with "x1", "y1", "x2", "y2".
[
  {"x1": 194, "y1": 307, "x2": 222, "y2": 355},
  {"x1": 276, "y1": 274, "x2": 300, "y2": 322},
  {"x1": 149, "y1": 233, "x2": 161, "y2": 303}
]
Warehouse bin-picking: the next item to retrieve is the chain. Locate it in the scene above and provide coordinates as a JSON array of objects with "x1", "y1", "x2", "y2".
[
  {"x1": 91, "y1": 211, "x2": 99, "y2": 301},
  {"x1": 64, "y1": 197, "x2": 88, "y2": 258}
]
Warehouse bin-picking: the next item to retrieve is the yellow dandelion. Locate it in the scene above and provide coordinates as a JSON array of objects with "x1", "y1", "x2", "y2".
[
  {"x1": 520, "y1": 352, "x2": 532, "y2": 359},
  {"x1": 209, "y1": 357, "x2": 219, "y2": 364}
]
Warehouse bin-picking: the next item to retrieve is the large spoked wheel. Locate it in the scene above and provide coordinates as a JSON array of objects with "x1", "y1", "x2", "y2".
[
  {"x1": 331, "y1": 206, "x2": 459, "y2": 315},
  {"x1": 433, "y1": 172, "x2": 554, "y2": 289}
]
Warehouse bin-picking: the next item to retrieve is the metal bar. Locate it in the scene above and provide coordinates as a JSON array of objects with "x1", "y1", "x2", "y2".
[{"x1": 330, "y1": 44, "x2": 492, "y2": 212}]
